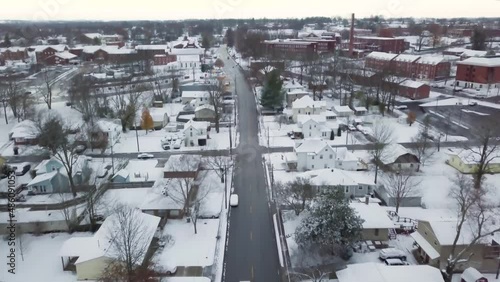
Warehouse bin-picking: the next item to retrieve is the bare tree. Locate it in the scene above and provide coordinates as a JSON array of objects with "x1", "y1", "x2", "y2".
[
  {"x1": 370, "y1": 120, "x2": 395, "y2": 183},
  {"x1": 411, "y1": 115, "x2": 436, "y2": 167},
  {"x1": 465, "y1": 123, "x2": 500, "y2": 190},
  {"x1": 110, "y1": 85, "x2": 145, "y2": 132},
  {"x1": 381, "y1": 170, "x2": 422, "y2": 214},
  {"x1": 443, "y1": 174, "x2": 500, "y2": 282},
  {"x1": 16, "y1": 226, "x2": 30, "y2": 261},
  {"x1": 289, "y1": 269, "x2": 331, "y2": 282},
  {"x1": 37, "y1": 113, "x2": 80, "y2": 197},
  {"x1": 69, "y1": 74, "x2": 98, "y2": 126},
  {"x1": 57, "y1": 191, "x2": 78, "y2": 231},
  {"x1": 205, "y1": 155, "x2": 234, "y2": 183},
  {"x1": 101, "y1": 204, "x2": 156, "y2": 282},
  {"x1": 40, "y1": 67, "x2": 54, "y2": 110},
  {"x1": 207, "y1": 81, "x2": 225, "y2": 133},
  {"x1": 0, "y1": 87, "x2": 10, "y2": 124},
  {"x1": 275, "y1": 177, "x2": 314, "y2": 216}
]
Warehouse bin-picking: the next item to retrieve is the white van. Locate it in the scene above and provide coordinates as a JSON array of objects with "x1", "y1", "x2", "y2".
[
  {"x1": 384, "y1": 258, "x2": 409, "y2": 266},
  {"x1": 230, "y1": 194, "x2": 239, "y2": 207}
]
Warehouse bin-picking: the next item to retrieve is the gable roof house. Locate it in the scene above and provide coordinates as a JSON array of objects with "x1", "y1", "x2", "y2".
[
  {"x1": 410, "y1": 219, "x2": 500, "y2": 273},
  {"x1": 183, "y1": 120, "x2": 210, "y2": 147},
  {"x1": 351, "y1": 202, "x2": 396, "y2": 241},
  {"x1": 59, "y1": 210, "x2": 160, "y2": 280},
  {"x1": 194, "y1": 104, "x2": 216, "y2": 122},
  {"x1": 297, "y1": 167, "x2": 376, "y2": 199},
  {"x1": 446, "y1": 149, "x2": 500, "y2": 174},
  {"x1": 163, "y1": 154, "x2": 202, "y2": 179},
  {"x1": 294, "y1": 140, "x2": 358, "y2": 171},
  {"x1": 8, "y1": 120, "x2": 39, "y2": 145},
  {"x1": 296, "y1": 114, "x2": 337, "y2": 140},
  {"x1": 28, "y1": 156, "x2": 91, "y2": 194},
  {"x1": 380, "y1": 143, "x2": 420, "y2": 172},
  {"x1": 336, "y1": 263, "x2": 444, "y2": 282},
  {"x1": 140, "y1": 178, "x2": 185, "y2": 219},
  {"x1": 291, "y1": 96, "x2": 327, "y2": 122}
]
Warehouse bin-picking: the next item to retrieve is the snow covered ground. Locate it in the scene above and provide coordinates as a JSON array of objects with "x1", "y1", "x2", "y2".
[
  {"x1": 112, "y1": 126, "x2": 236, "y2": 153},
  {"x1": 155, "y1": 219, "x2": 219, "y2": 267},
  {"x1": 124, "y1": 159, "x2": 164, "y2": 181},
  {"x1": 0, "y1": 232, "x2": 91, "y2": 282}
]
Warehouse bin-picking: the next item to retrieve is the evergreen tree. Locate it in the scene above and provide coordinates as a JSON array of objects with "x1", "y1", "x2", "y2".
[
  {"x1": 260, "y1": 70, "x2": 284, "y2": 110},
  {"x1": 330, "y1": 130, "x2": 335, "y2": 141},
  {"x1": 202, "y1": 32, "x2": 212, "y2": 51},
  {"x1": 3, "y1": 33, "x2": 11, "y2": 47},
  {"x1": 471, "y1": 27, "x2": 487, "y2": 51},
  {"x1": 337, "y1": 127, "x2": 342, "y2": 137},
  {"x1": 295, "y1": 189, "x2": 364, "y2": 257},
  {"x1": 225, "y1": 28, "x2": 235, "y2": 48}
]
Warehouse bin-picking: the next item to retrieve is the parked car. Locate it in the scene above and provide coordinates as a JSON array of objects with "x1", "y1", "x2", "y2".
[
  {"x1": 384, "y1": 258, "x2": 409, "y2": 266},
  {"x1": 347, "y1": 125, "x2": 356, "y2": 131},
  {"x1": 137, "y1": 153, "x2": 154, "y2": 160},
  {"x1": 469, "y1": 101, "x2": 478, "y2": 106},
  {"x1": 230, "y1": 194, "x2": 239, "y2": 207},
  {"x1": 379, "y1": 248, "x2": 407, "y2": 261},
  {"x1": 162, "y1": 143, "x2": 171, "y2": 150},
  {"x1": 165, "y1": 263, "x2": 178, "y2": 275},
  {"x1": 172, "y1": 140, "x2": 182, "y2": 149},
  {"x1": 395, "y1": 105, "x2": 408, "y2": 110}
]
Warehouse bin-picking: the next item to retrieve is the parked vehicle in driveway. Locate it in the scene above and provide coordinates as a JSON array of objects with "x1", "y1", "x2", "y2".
[
  {"x1": 395, "y1": 105, "x2": 408, "y2": 110},
  {"x1": 469, "y1": 101, "x2": 478, "y2": 106},
  {"x1": 379, "y1": 248, "x2": 407, "y2": 261},
  {"x1": 384, "y1": 258, "x2": 409, "y2": 266},
  {"x1": 137, "y1": 153, "x2": 154, "y2": 159}
]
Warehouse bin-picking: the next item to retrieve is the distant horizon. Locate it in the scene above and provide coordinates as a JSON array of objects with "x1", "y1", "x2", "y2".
[{"x1": 1, "y1": 0, "x2": 500, "y2": 22}]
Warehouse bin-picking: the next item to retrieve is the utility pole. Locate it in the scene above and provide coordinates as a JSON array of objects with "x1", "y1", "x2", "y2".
[
  {"x1": 224, "y1": 164, "x2": 228, "y2": 209},
  {"x1": 135, "y1": 122, "x2": 140, "y2": 152},
  {"x1": 110, "y1": 135, "x2": 115, "y2": 175}
]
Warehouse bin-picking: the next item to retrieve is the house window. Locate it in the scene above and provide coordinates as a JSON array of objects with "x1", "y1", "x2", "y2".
[
  {"x1": 311, "y1": 156, "x2": 315, "y2": 160},
  {"x1": 359, "y1": 186, "x2": 363, "y2": 189},
  {"x1": 311, "y1": 165, "x2": 315, "y2": 169},
  {"x1": 320, "y1": 155, "x2": 323, "y2": 159},
  {"x1": 345, "y1": 187, "x2": 348, "y2": 193},
  {"x1": 324, "y1": 164, "x2": 327, "y2": 168},
  {"x1": 374, "y1": 229, "x2": 379, "y2": 236},
  {"x1": 190, "y1": 132, "x2": 193, "y2": 137},
  {"x1": 330, "y1": 154, "x2": 333, "y2": 159}
]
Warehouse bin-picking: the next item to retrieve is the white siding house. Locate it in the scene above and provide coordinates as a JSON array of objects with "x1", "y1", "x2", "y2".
[
  {"x1": 297, "y1": 115, "x2": 331, "y2": 139},
  {"x1": 183, "y1": 120, "x2": 210, "y2": 147},
  {"x1": 291, "y1": 96, "x2": 327, "y2": 122},
  {"x1": 181, "y1": 91, "x2": 210, "y2": 105},
  {"x1": 295, "y1": 140, "x2": 360, "y2": 172}
]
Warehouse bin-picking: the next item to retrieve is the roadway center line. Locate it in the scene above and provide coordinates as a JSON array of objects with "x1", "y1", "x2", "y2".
[
  {"x1": 250, "y1": 231, "x2": 253, "y2": 241},
  {"x1": 250, "y1": 205, "x2": 253, "y2": 213},
  {"x1": 251, "y1": 265, "x2": 254, "y2": 279}
]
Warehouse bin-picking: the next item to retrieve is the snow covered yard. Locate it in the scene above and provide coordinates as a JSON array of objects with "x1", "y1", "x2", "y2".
[
  {"x1": 112, "y1": 127, "x2": 235, "y2": 153},
  {"x1": 0, "y1": 232, "x2": 92, "y2": 282},
  {"x1": 125, "y1": 159, "x2": 164, "y2": 181},
  {"x1": 156, "y1": 219, "x2": 219, "y2": 267}
]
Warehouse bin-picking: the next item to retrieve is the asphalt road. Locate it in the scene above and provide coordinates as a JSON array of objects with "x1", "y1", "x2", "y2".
[{"x1": 221, "y1": 47, "x2": 281, "y2": 282}]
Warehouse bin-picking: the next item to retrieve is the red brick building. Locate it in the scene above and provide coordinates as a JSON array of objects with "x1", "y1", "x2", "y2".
[
  {"x1": 290, "y1": 38, "x2": 336, "y2": 53},
  {"x1": 263, "y1": 40, "x2": 318, "y2": 56},
  {"x1": 135, "y1": 45, "x2": 169, "y2": 60},
  {"x1": 0, "y1": 47, "x2": 28, "y2": 61},
  {"x1": 30, "y1": 45, "x2": 69, "y2": 65},
  {"x1": 456, "y1": 57, "x2": 500, "y2": 89},
  {"x1": 414, "y1": 57, "x2": 451, "y2": 80},
  {"x1": 153, "y1": 54, "x2": 177, "y2": 66},
  {"x1": 398, "y1": 80, "x2": 430, "y2": 99},
  {"x1": 391, "y1": 54, "x2": 420, "y2": 77},
  {"x1": 354, "y1": 36, "x2": 407, "y2": 54},
  {"x1": 365, "y1": 51, "x2": 397, "y2": 71}
]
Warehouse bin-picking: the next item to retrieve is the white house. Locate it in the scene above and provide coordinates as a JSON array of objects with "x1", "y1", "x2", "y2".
[
  {"x1": 183, "y1": 120, "x2": 210, "y2": 147},
  {"x1": 181, "y1": 91, "x2": 210, "y2": 105},
  {"x1": 295, "y1": 139, "x2": 336, "y2": 171},
  {"x1": 380, "y1": 143, "x2": 420, "y2": 172},
  {"x1": 176, "y1": 55, "x2": 201, "y2": 70},
  {"x1": 332, "y1": 105, "x2": 354, "y2": 117},
  {"x1": 291, "y1": 96, "x2": 327, "y2": 122},
  {"x1": 296, "y1": 115, "x2": 333, "y2": 139},
  {"x1": 297, "y1": 168, "x2": 376, "y2": 197},
  {"x1": 336, "y1": 263, "x2": 444, "y2": 282}
]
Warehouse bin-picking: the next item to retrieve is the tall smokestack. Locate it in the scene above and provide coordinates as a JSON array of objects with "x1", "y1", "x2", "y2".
[{"x1": 349, "y1": 13, "x2": 355, "y2": 57}]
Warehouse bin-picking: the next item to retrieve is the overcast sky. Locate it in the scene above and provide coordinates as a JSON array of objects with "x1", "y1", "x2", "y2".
[{"x1": 1, "y1": 0, "x2": 499, "y2": 21}]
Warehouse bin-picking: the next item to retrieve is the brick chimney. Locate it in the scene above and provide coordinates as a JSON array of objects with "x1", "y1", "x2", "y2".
[{"x1": 349, "y1": 13, "x2": 355, "y2": 58}]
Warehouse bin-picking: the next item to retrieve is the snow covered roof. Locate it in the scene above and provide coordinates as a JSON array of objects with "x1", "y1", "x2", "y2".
[
  {"x1": 461, "y1": 49, "x2": 488, "y2": 58},
  {"x1": 461, "y1": 267, "x2": 485, "y2": 282},
  {"x1": 164, "y1": 154, "x2": 202, "y2": 173},
  {"x1": 96, "y1": 119, "x2": 121, "y2": 133},
  {"x1": 335, "y1": 147, "x2": 359, "y2": 162},
  {"x1": 332, "y1": 105, "x2": 354, "y2": 114},
  {"x1": 27, "y1": 170, "x2": 60, "y2": 186},
  {"x1": 84, "y1": 33, "x2": 102, "y2": 39},
  {"x1": 195, "y1": 104, "x2": 215, "y2": 112},
  {"x1": 176, "y1": 54, "x2": 201, "y2": 62},
  {"x1": 60, "y1": 210, "x2": 160, "y2": 264},
  {"x1": 140, "y1": 179, "x2": 185, "y2": 210},
  {"x1": 426, "y1": 218, "x2": 498, "y2": 246},
  {"x1": 393, "y1": 54, "x2": 421, "y2": 62},
  {"x1": 9, "y1": 120, "x2": 39, "y2": 139},
  {"x1": 183, "y1": 120, "x2": 210, "y2": 131},
  {"x1": 356, "y1": 36, "x2": 402, "y2": 41},
  {"x1": 354, "y1": 106, "x2": 367, "y2": 112},
  {"x1": 168, "y1": 48, "x2": 204, "y2": 56},
  {"x1": 294, "y1": 139, "x2": 330, "y2": 154},
  {"x1": 351, "y1": 203, "x2": 396, "y2": 229},
  {"x1": 399, "y1": 79, "x2": 427, "y2": 89},
  {"x1": 113, "y1": 169, "x2": 129, "y2": 180},
  {"x1": 299, "y1": 169, "x2": 358, "y2": 187},
  {"x1": 55, "y1": 51, "x2": 77, "y2": 60},
  {"x1": 366, "y1": 51, "x2": 398, "y2": 61},
  {"x1": 30, "y1": 44, "x2": 68, "y2": 52},
  {"x1": 135, "y1": 44, "x2": 169, "y2": 51},
  {"x1": 336, "y1": 263, "x2": 444, "y2": 282},
  {"x1": 380, "y1": 143, "x2": 412, "y2": 165},
  {"x1": 417, "y1": 56, "x2": 446, "y2": 65},
  {"x1": 297, "y1": 114, "x2": 326, "y2": 125},
  {"x1": 457, "y1": 57, "x2": 500, "y2": 67},
  {"x1": 287, "y1": 89, "x2": 309, "y2": 96},
  {"x1": 411, "y1": 231, "x2": 440, "y2": 260},
  {"x1": 182, "y1": 90, "x2": 209, "y2": 99},
  {"x1": 449, "y1": 149, "x2": 500, "y2": 165},
  {"x1": 34, "y1": 158, "x2": 62, "y2": 174},
  {"x1": 292, "y1": 96, "x2": 326, "y2": 109},
  {"x1": 283, "y1": 80, "x2": 305, "y2": 90}
]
